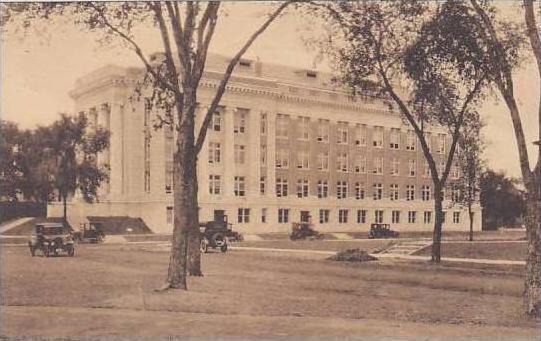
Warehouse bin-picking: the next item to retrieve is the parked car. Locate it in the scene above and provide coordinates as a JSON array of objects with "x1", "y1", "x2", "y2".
[
  {"x1": 199, "y1": 215, "x2": 240, "y2": 253},
  {"x1": 72, "y1": 222, "x2": 105, "y2": 243},
  {"x1": 290, "y1": 222, "x2": 323, "y2": 241},
  {"x1": 368, "y1": 223, "x2": 399, "y2": 239},
  {"x1": 28, "y1": 222, "x2": 75, "y2": 257}
]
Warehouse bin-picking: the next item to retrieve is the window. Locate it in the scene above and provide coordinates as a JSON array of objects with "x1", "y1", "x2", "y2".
[
  {"x1": 372, "y1": 156, "x2": 383, "y2": 175},
  {"x1": 144, "y1": 169, "x2": 151, "y2": 193},
  {"x1": 234, "y1": 144, "x2": 246, "y2": 164},
  {"x1": 337, "y1": 121, "x2": 349, "y2": 144},
  {"x1": 406, "y1": 185, "x2": 415, "y2": 201},
  {"x1": 298, "y1": 116, "x2": 310, "y2": 140},
  {"x1": 211, "y1": 109, "x2": 221, "y2": 131},
  {"x1": 165, "y1": 161, "x2": 173, "y2": 194},
  {"x1": 375, "y1": 210, "x2": 384, "y2": 224},
  {"x1": 144, "y1": 133, "x2": 151, "y2": 193},
  {"x1": 317, "y1": 151, "x2": 329, "y2": 171},
  {"x1": 296, "y1": 178, "x2": 309, "y2": 198},
  {"x1": 442, "y1": 211, "x2": 447, "y2": 223},
  {"x1": 297, "y1": 150, "x2": 310, "y2": 170},
  {"x1": 424, "y1": 211, "x2": 432, "y2": 224},
  {"x1": 234, "y1": 176, "x2": 245, "y2": 197},
  {"x1": 438, "y1": 161, "x2": 446, "y2": 176},
  {"x1": 317, "y1": 180, "x2": 328, "y2": 198},
  {"x1": 260, "y1": 113, "x2": 267, "y2": 135},
  {"x1": 338, "y1": 209, "x2": 349, "y2": 223},
  {"x1": 424, "y1": 132, "x2": 432, "y2": 151},
  {"x1": 234, "y1": 109, "x2": 247, "y2": 134},
  {"x1": 276, "y1": 149, "x2": 289, "y2": 169},
  {"x1": 276, "y1": 178, "x2": 288, "y2": 197},
  {"x1": 278, "y1": 208, "x2": 289, "y2": 223},
  {"x1": 355, "y1": 155, "x2": 367, "y2": 173},
  {"x1": 239, "y1": 59, "x2": 252, "y2": 67},
  {"x1": 357, "y1": 210, "x2": 367, "y2": 224},
  {"x1": 317, "y1": 119, "x2": 329, "y2": 142},
  {"x1": 390, "y1": 128, "x2": 400, "y2": 149},
  {"x1": 437, "y1": 134, "x2": 446, "y2": 154},
  {"x1": 423, "y1": 162, "x2": 431, "y2": 178},
  {"x1": 451, "y1": 162, "x2": 460, "y2": 179},
  {"x1": 238, "y1": 208, "x2": 250, "y2": 223},
  {"x1": 373, "y1": 126, "x2": 384, "y2": 147},
  {"x1": 406, "y1": 130, "x2": 416, "y2": 151},
  {"x1": 337, "y1": 181, "x2": 348, "y2": 199},
  {"x1": 451, "y1": 186, "x2": 461, "y2": 202},
  {"x1": 209, "y1": 175, "x2": 221, "y2": 195},
  {"x1": 453, "y1": 212, "x2": 461, "y2": 224},
  {"x1": 390, "y1": 158, "x2": 399, "y2": 176},
  {"x1": 421, "y1": 185, "x2": 431, "y2": 201},
  {"x1": 389, "y1": 184, "x2": 399, "y2": 201},
  {"x1": 319, "y1": 209, "x2": 330, "y2": 224},
  {"x1": 166, "y1": 206, "x2": 173, "y2": 224},
  {"x1": 143, "y1": 101, "x2": 150, "y2": 127},
  {"x1": 408, "y1": 211, "x2": 417, "y2": 224},
  {"x1": 260, "y1": 176, "x2": 266, "y2": 195},
  {"x1": 392, "y1": 210, "x2": 400, "y2": 224},
  {"x1": 356, "y1": 124, "x2": 367, "y2": 146},
  {"x1": 408, "y1": 159, "x2": 416, "y2": 177},
  {"x1": 261, "y1": 208, "x2": 267, "y2": 223},
  {"x1": 373, "y1": 183, "x2": 383, "y2": 200},
  {"x1": 355, "y1": 182, "x2": 365, "y2": 200},
  {"x1": 337, "y1": 153, "x2": 348, "y2": 172},
  {"x1": 276, "y1": 114, "x2": 289, "y2": 138},
  {"x1": 208, "y1": 142, "x2": 221, "y2": 164}
]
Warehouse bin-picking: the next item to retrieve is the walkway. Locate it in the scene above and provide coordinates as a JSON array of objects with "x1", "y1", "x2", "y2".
[{"x1": 0, "y1": 217, "x2": 34, "y2": 234}]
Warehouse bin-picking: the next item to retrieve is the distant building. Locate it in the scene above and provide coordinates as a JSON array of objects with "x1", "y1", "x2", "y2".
[{"x1": 48, "y1": 54, "x2": 482, "y2": 234}]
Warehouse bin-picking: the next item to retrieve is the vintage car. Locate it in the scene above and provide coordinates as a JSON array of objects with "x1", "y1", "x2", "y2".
[
  {"x1": 72, "y1": 222, "x2": 105, "y2": 244},
  {"x1": 28, "y1": 222, "x2": 75, "y2": 257},
  {"x1": 199, "y1": 216, "x2": 239, "y2": 253},
  {"x1": 290, "y1": 222, "x2": 323, "y2": 241},
  {"x1": 368, "y1": 223, "x2": 400, "y2": 239}
]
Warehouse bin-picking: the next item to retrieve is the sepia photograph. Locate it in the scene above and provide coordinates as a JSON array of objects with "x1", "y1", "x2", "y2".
[{"x1": 0, "y1": 0, "x2": 540, "y2": 339}]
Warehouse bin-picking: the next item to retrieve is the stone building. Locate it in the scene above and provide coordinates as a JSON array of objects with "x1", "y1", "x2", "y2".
[{"x1": 48, "y1": 54, "x2": 482, "y2": 234}]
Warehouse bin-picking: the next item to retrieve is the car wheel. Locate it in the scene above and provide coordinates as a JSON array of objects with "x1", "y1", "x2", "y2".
[
  {"x1": 43, "y1": 248, "x2": 50, "y2": 257},
  {"x1": 200, "y1": 239, "x2": 208, "y2": 253},
  {"x1": 67, "y1": 246, "x2": 75, "y2": 257},
  {"x1": 220, "y1": 244, "x2": 228, "y2": 253}
]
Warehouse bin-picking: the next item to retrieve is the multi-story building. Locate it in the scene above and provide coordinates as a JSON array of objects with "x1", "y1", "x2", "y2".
[{"x1": 48, "y1": 54, "x2": 481, "y2": 234}]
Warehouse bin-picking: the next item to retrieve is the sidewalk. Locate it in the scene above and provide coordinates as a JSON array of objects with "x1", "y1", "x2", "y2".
[{"x1": 0, "y1": 217, "x2": 34, "y2": 234}]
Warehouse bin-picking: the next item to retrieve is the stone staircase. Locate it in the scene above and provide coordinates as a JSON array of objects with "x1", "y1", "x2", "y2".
[{"x1": 383, "y1": 239, "x2": 432, "y2": 255}]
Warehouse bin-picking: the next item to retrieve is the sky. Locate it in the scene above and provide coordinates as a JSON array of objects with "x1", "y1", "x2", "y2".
[{"x1": 1, "y1": 2, "x2": 539, "y2": 179}]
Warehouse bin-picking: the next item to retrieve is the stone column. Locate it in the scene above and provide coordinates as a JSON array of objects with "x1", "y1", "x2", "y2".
[
  {"x1": 247, "y1": 109, "x2": 260, "y2": 197},
  {"x1": 108, "y1": 102, "x2": 125, "y2": 199},
  {"x1": 98, "y1": 103, "x2": 111, "y2": 196},
  {"x1": 267, "y1": 111, "x2": 277, "y2": 196},
  {"x1": 223, "y1": 106, "x2": 235, "y2": 197}
]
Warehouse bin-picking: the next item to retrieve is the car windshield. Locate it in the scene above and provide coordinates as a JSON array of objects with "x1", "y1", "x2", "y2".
[{"x1": 40, "y1": 226, "x2": 66, "y2": 235}]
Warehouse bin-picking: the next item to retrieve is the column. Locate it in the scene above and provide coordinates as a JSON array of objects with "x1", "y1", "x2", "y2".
[
  {"x1": 247, "y1": 109, "x2": 260, "y2": 197},
  {"x1": 267, "y1": 111, "x2": 277, "y2": 196},
  {"x1": 223, "y1": 106, "x2": 235, "y2": 197}
]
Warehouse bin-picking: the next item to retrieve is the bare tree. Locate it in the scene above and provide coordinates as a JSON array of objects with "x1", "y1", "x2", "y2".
[
  {"x1": 470, "y1": 0, "x2": 541, "y2": 317},
  {"x1": 2, "y1": 1, "x2": 291, "y2": 289}
]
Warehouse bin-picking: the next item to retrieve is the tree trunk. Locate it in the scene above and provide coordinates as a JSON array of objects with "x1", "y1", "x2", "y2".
[
  {"x1": 62, "y1": 193, "x2": 67, "y2": 224},
  {"x1": 187, "y1": 166, "x2": 202, "y2": 277},
  {"x1": 468, "y1": 202, "x2": 474, "y2": 242},
  {"x1": 523, "y1": 190, "x2": 541, "y2": 317},
  {"x1": 431, "y1": 186, "x2": 444, "y2": 263}
]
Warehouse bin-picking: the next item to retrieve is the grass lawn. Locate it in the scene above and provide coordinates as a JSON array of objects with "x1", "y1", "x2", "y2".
[
  {"x1": 237, "y1": 239, "x2": 393, "y2": 252},
  {"x1": 1, "y1": 244, "x2": 539, "y2": 337},
  {"x1": 414, "y1": 241, "x2": 528, "y2": 261}
]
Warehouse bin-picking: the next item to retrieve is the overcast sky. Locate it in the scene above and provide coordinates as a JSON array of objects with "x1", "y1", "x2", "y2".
[{"x1": 1, "y1": 2, "x2": 539, "y2": 179}]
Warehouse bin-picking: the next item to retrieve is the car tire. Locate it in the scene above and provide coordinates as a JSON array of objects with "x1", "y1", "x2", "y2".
[
  {"x1": 67, "y1": 246, "x2": 75, "y2": 257},
  {"x1": 43, "y1": 248, "x2": 50, "y2": 257},
  {"x1": 220, "y1": 244, "x2": 228, "y2": 253},
  {"x1": 200, "y1": 239, "x2": 208, "y2": 253}
]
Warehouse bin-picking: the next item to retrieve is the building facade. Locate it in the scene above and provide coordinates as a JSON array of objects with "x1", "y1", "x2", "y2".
[{"x1": 48, "y1": 54, "x2": 482, "y2": 234}]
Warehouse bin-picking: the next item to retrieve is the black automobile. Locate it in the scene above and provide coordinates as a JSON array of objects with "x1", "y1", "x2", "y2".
[
  {"x1": 199, "y1": 215, "x2": 239, "y2": 253},
  {"x1": 72, "y1": 222, "x2": 105, "y2": 244},
  {"x1": 290, "y1": 222, "x2": 323, "y2": 241},
  {"x1": 28, "y1": 223, "x2": 75, "y2": 257},
  {"x1": 368, "y1": 223, "x2": 400, "y2": 239}
]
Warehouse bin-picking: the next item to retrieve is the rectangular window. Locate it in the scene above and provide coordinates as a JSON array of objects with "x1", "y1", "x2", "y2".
[
  {"x1": 319, "y1": 209, "x2": 330, "y2": 224},
  {"x1": 406, "y1": 185, "x2": 415, "y2": 201},
  {"x1": 209, "y1": 175, "x2": 221, "y2": 195},
  {"x1": 373, "y1": 156, "x2": 383, "y2": 175},
  {"x1": 234, "y1": 145, "x2": 246, "y2": 164},
  {"x1": 392, "y1": 210, "x2": 400, "y2": 224},
  {"x1": 166, "y1": 206, "x2": 173, "y2": 224},
  {"x1": 276, "y1": 114, "x2": 289, "y2": 138},
  {"x1": 276, "y1": 149, "x2": 289, "y2": 169},
  {"x1": 238, "y1": 208, "x2": 250, "y2": 223},
  {"x1": 337, "y1": 121, "x2": 349, "y2": 144},
  {"x1": 261, "y1": 208, "x2": 267, "y2": 223},
  {"x1": 356, "y1": 124, "x2": 367, "y2": 146},
  {"x1": 357, "y1": 210, "x2": 367, "y2": 224},
  {"x1": 317, "y1": 119, "x2": 329, "y2": 142},
  {"x1": 208, "y1": 142, "x2": 221, "y2": 164},
  {"x1": 390, "y1": 158, "x2": 399, "y2": 176},
  {"x1": 317, "y1": 151, "x2": 329, "y2": 171},
  {"x1": 373, "y1": 183, "x2": 383, "y2": 200},
  {"x1": 451, "y1": 162, "x2": 460, "y2": 179},
  {"x1": 408, "y1": 159, "x2": 416, "y2": 177},
  {"x1": 373, "y1": 126, "x2": 384, "y2": 148},
  {"x1": 424, "y1": 132, "x2": 432, "y2": 151},
  {"x1": 337, "y1": 152, "x2": 348, "y2": 172},
  {"x1": 421, "y1": 185, "x2": 431, "y2": 201},
  {"x1": 408, "y1": 211, "x2": 417, "y2": 224},
  {"x1": 389, "y1": 184, "x2": 399, "y2": 201},
  {"x1": 317, "y1": 180, "x2": 328, "y2": 199},
  {"x1": 144, "y1": 133, "x2": 151, "y2": 192},
  {"x1": 453, "y1": 212, "x2": 460, "y2": 224},
  {"x1": 234, "y1": 176, "x2": 246, "y2": 197},
  {"x1": 406, "y1": 130, "x2": 416, "y2": 151},
  {"x1": 260, "y1": 113, "x2": 267, "y2": 135},
  {"x1": 165, "y1": 161, "x2": 173, "y2": 194},
  {"x1": 260, "y1": 144, "x2": 267, "y2": 166},
  {"x1": 390, "y1": 128, "x2": 400, "y2": 149},
  {"x1": 143, "y1": 100, "x2": 150, "y2": 127},
  {"x1": 211, "y1": 109, "x2": 221, "y2": 131},
  {"x1": 296, "y1": 178, "x2": 309, "y2": 198},
  {"x1": 423, "y1": 162, "x2": 431, "y2": 178},
  {"x1": 451, "y1": 186, "x2": 461, "y2": 202},
  {"x1": 424, "y1": 211, "x2": 432, "y2": 224},
  {"x1": 298, "y1": 116, "x2": 310, "y2": 140},
  {"x1": 355, "y1": 182, "x2": 365, "y2": 200},
  {"x1": 260, "y1": 176, "x2": 266, "y2": 195},
  {"x1": 297, "y1": 149, "x2": 310, "y2": 170},
  {"x1": 375, "y1": 210, "x2": 384, "y2": 224},
  {"x1": 337, "y1": 181, "x2": 348, "y2": 199},
  {"x1": 278, "y1": 208, "x2": 289, "y2": 223},
  {"x1": 338, "y1": 209, "x2": 349, "y2": 223},
  {"x1": 276, "y1": 178, "x2": 288, "y2": 197},
  {"x1": 355, "y1": 155, "x2": 367, "y2": 173},
  {"x1": 437, "y1": 133, "x2": 446, "y2": 154},
  {"x1": 234, "y1": 108, "x2": 248, "y2": 134}
]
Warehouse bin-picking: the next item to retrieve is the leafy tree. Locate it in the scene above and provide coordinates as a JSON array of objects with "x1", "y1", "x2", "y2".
[
  {"x1": 469, "y1": 0, "x2": 541, "y2": 317},
  {"x1": 0, "y1": 121, "x2": 24, "y2": 201},
  {"x1": 2, "y1": 1, "x2": 291, "y2": 289},
  {"x1": 312, "y1": 1, "x2": 489, "y2": 262}
]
